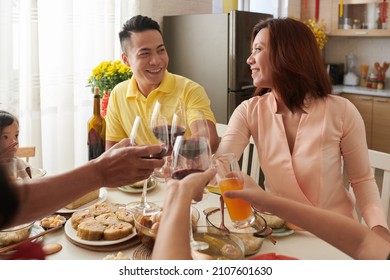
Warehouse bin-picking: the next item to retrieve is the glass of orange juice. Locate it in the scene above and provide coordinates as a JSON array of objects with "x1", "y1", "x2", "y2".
[{"x1": 214, "y1": 153, "x2": 254, "y2": 229}]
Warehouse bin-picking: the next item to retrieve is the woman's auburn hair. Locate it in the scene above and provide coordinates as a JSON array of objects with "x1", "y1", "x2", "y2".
[{"x1": 251, "y1": 18, "x2": 332, "y2": 112}]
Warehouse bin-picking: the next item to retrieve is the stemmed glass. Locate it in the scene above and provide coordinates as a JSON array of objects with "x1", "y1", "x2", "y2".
[
  {"x1": 151, "y1": 96, "x2": 186, "y2": 180},
  {"x1": 171, "y1": 116, "x2": 212, "y2": 250},
  {"x1": 126, "y1": 115, "x2": 169, "y2": 216}
]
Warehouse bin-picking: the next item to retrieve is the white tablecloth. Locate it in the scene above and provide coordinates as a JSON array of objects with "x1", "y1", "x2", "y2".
[{"x1": 43, "y1": 183, "x2": 351, "y2": 260}]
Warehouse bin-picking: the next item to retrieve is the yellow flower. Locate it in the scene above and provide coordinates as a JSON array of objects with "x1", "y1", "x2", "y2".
[
  {"x1": 304, "y1": 19, "x2": 328, "y2": 50},
  {"x1": 87, "y1": 60, "x2": 132, "y2": 96}
]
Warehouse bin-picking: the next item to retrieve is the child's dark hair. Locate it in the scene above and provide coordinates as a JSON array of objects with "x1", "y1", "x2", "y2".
[{"x1": 0, "y1": 110, "x2": 18, "y2": 134}]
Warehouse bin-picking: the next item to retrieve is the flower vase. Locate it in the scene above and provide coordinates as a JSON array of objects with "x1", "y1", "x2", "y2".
[{"x1": 100, "y1": 90, "x2": 110, "y2": 118}]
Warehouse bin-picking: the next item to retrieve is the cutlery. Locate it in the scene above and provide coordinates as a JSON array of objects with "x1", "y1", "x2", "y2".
[{"x1": 0, "y1": 225, "x2": 62, "y2": 254}]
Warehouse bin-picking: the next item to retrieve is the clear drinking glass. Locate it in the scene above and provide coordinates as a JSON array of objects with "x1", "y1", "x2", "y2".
[
  {"x1": 171, "y1": 113, "x2": 212, "y2": 250},
  {"x1": 126, "y1": 115, "x2": 169, "y2": 216},
  {"x1": 213, "y1": 153, "x2": 255, "y2": 229},
  {"x1": 151, "y1": 95, "x2": 186, "y2": 180}
]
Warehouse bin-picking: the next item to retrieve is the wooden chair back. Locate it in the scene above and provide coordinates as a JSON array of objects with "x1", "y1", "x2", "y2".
[
  {"x1": 368, "y1": 149, "x2": 390, "y2": 221},
  {"x1": 16, "y1": 146, "x2": 36, "y2": 163},
  {"x1": 345, "y1": 149, "x2": 390, "y2": 224}
]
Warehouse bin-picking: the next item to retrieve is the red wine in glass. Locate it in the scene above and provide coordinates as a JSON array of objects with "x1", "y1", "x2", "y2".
[
  {"x1": 142, "y1": 146, "x2": 168, "y2": 159},
  {"x1": 170, "y1": 125, "x2": 186, "y2": 147},
  {"x1": 171, "y1": 168, "x2": 204, "y2": 180}
]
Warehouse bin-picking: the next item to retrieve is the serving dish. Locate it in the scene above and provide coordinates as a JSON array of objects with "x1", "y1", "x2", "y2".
[
  {"x1": 40, "y1": 215, "x2": 67, "y2": 229},
  {"x1": 64, "y1": 219, "x2": 136, "y2": 246},
  {"x1": 0, "y1": 222, "x2": 35, "y2": 247},
  {"x1": 193, "y1": 227, "x2": 245, "y2": 260},
  {"x1": 134, "y1": 206, "x2": 200, "y2": 249},
  {"x1": 204, "y1": 207, "x2": 271, "y2": 255}
]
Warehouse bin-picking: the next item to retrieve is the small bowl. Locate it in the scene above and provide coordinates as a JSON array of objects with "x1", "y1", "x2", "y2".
[
  {"x1": 134, "y1": 206, "x2": 200, "y2": 249},
  {"x1": 204, "y1": 207, "x2": 271, "y2": 256},
  {"x1": 193, "y1": 226, "x2": 245, "y2": 260},
  {"x1": 0, "y1": 222, "x2": 35, "y2": 247},
  {"x1": 40, "y1": 215, "x2": 66, "y2": 229}
]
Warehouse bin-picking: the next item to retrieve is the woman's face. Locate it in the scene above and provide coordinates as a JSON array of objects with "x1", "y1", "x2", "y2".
[
  {"x1": 247, "y1": 28, "x2": 272, "y2": 88},
  {"x1": 0, "y1": 121, "x2": 19, "y2": 157}
]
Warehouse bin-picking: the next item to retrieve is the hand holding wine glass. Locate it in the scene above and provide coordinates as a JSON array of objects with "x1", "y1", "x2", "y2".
[
  {"x1": 151, "y1": 95, "x2": 186, "y2": 180},
  {"x1": 171, "y1": 112, "x2": 213, "y2": 250},
  {"x1": 126, "y1": 115, "x2": 169, "y2": 216}
]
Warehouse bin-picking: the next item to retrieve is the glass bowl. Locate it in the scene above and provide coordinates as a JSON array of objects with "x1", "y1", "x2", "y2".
[
  {"x1": 193, "y1": 226, "x2": 245, "y2": 260},
  {"x1": 134, "y1": 206, "x2": 200, "y2": 250},
  {"x1": 204, "y1": 207, "x2": 271, "y2": 255},
  {"x1": 0, "y1": 222, "x2": 35, "y2": 247}
]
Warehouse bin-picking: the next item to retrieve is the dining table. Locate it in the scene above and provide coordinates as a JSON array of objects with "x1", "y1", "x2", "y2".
[{"x1": 35, "y1": 181, "x2": 353, "y2": 261}]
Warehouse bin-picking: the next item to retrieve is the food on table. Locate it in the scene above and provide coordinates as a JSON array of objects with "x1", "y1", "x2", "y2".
[
  {"x1": 134, "y1": 208, "x2": 199, "y2": 249},
  {"x1": 194, "y1": 232, "x2": 245, "y2": 260},
  {"x1": 70, "y1": 211, "x2": 94, "y2": 230},
  {"x1": 256, "y1": 212, "x2": 285, "y2": 229},
  {"x1": 115, "y1": 208, "x2": 134, "y2": 225},
  {"x1": 42, "y1": 243, "x2": 62, "y2": 255},
  {"x1": 40, "y1": 215, "x2": 66, "y2": 229},
  {"x1": 95, "y1": 213, "x2": 119, "y2": 225},
  {"x1": 104, "y1": 222, "x2": 133, "y2": 240},
  {"x1": 65, "y1": 189, "x2": 100, "y2": 209},
  {"x1": 89, "y1": 201, "x2": 120, "y2": 216},
  {"x1": 70, "y1": 202, "x2": 134, "y2": 241},
  {"x1": 103, "y1": 251, "x2": 130, "y2": 260},
  {"x1": 205, "y1": 207, "x2": 269, "y2": 255},
  {"x1": 0, "y1": 222, "x2": 34, "y2": 246},
  {"x1": 129, "y1": 180, "x2": 145, "y2": 189},
  {"x1": 77, "y1": 220, "x2": 106, "y2": 241}
]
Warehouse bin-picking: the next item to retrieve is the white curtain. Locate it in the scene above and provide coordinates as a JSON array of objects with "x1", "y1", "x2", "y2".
[{"x1": 0, "y1": 0, "x2": 138, "y2": 175}]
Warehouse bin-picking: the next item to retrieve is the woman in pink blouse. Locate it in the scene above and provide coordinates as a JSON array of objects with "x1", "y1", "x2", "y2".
[{"x1": 216, "y1": 18, "x2": 390, "y2": 241}]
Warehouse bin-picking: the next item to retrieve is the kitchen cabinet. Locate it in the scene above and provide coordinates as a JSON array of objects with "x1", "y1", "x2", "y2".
[
  {"x1": 330, "y1": 0, "x2": 390, "y2": 36},
  {"x1": 372, "y1": 97, "x2": 390, "y2": 153},
  {"x1": 341, "y1": 93, "x2": 373, "y2": 147},
  {"x1": 341, "y1": 93, "x2": 390, "y2": 153}
]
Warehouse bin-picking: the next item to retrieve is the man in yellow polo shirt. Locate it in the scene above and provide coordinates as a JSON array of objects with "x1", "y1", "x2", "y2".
[{"x1": 105, "y1": 15, "x2": 218, "y2": 153}]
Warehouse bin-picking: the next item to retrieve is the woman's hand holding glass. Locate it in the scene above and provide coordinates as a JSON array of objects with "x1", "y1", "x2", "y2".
[{"x1": 213, "y1": 153, "x2": 255, "y2": 229}]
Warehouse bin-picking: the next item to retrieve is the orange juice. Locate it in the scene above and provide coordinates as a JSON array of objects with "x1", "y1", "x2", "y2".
[{"x1": 219, "y1": 177, "x2": 254, "y2": 228}]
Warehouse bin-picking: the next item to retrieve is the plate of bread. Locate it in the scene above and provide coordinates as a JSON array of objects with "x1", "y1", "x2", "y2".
[{"x1": 64, "y1": 202, "x2": 136, "y2": 246}]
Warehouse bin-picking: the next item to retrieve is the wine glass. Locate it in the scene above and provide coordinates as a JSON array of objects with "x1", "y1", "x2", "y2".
[
  {"x1": 151, "y1": 95, "x2": 186, "y2": 180},
  {"x1": 171, "y1": 133, "x2": 212, "y2": 251},
  {"x1": 126, "y1": 115, "x2": 169, "y2": 216}
]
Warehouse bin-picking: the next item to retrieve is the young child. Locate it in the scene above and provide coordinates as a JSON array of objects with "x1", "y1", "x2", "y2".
[{"x1": 0, "y1": 110, "x2": 31, "y2": 178}]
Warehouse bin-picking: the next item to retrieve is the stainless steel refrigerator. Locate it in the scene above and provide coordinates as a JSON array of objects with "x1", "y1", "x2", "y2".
[{"x1": 163, "y1": 11, "x2": 272, "y2": 124}]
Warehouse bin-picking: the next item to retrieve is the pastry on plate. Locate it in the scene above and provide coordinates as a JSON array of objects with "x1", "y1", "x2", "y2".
[
  {"x1": 104, "y1": 222, "x2": 133, "y2": 240},
  {"x1": 115, "y1": 208, "x2": 134, "y2": 225},
  {"x1": 77, "y1": 220, "x2": 106, "y2": 241},
  {"x1": 256, "y1": 212, "x2": 285, "y2": 229},
  {"x1": 70, "y1": 211, "x2": 94, "y2": 230},
  {"x1": 89, "y1": 202, "x2": 120, "y2": 216}
]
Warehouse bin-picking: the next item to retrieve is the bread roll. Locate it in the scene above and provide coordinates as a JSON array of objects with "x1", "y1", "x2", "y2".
[
  {"x1": 104, "y1": 222, "x2": 133, "y2": 240},
  {"x1": 77, "y1": 220, "x2": 106, "y2": 240},
  {"x1": 257, "y1": 212, "x2": 285, "y2": 229}
]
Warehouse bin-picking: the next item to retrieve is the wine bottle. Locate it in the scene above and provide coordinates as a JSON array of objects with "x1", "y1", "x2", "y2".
[{"x1": 88, "y1": 88, "x2": 106, "y2": 160}]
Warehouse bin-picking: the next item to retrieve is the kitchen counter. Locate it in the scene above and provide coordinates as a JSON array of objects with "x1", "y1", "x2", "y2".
[{"x1": 333, "y1": 85, "x2": 390, "y2": 98}]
